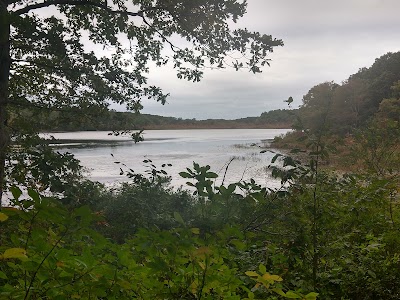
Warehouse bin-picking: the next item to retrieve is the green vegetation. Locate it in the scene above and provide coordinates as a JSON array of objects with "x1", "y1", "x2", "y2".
[
  {"x1": 273, "y1": 51, "x2": 400, "y2": 173},
  {"x1": 267, "y1": 51, "x2": 400, "y2": 297},
  {"x1": 0, "y1": 0, "x2": 283, "y2": 202},
  {"x1": 1, "y1": 0, "x2": 399, "y2": 298},
  {"x1": 1, "y1": 148, "x2": 399, "y2": 298},
  {"x1": 294, "y1": 52, "x2": 400, "y2": 135},
  {"x1": 8, "y1": 108, "x2": 294, "y2": 131}
]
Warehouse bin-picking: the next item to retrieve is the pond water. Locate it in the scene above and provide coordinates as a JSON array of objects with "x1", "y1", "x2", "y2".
[{"x1": 43, "y1": 129, "x2": 290, "y2": 189}]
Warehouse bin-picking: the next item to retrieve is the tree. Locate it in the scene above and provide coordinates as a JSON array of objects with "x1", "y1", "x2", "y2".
[
  {"x1": 0, "y1": 0, "x2": 283, "y2": 204},
  {"x1": 376, "y1": 80, "x2": 400, "y2": 124},
  {"x1": 351, "y1": 52, "x2": 400, "y2": 121},
  {"x1": 298, "y1": 81, "x2": 338, "y2": 134}
]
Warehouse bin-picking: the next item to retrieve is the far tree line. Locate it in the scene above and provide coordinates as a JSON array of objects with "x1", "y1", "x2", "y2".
[
  {"x1": 10, "y1": 51, "x2": 400, "y2": 134},
  {"x1": 9, "y1": 108, "x2": 295, "y2": 131},
  {"x1": 295, "y1": 51, "x2": 400, "y2": 136}
]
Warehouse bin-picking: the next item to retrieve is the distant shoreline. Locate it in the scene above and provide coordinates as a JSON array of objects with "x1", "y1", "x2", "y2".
[
  {"x1": 43, "y1": 124, "x2": 291, "y2": 133},
  {"x1": 32, "y1": 109, "x2": 295, "y2": 132}
]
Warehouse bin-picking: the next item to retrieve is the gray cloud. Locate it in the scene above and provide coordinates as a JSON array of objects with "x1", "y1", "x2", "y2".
[{"x1": 137, "y1": 0, "x2": 400, "y2": 119}]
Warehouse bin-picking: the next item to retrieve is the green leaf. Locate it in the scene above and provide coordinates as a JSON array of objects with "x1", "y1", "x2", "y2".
[
  {"x1": 179, "y1": 172, "x2": 192, "y2": 178},
  {"x1": 205, "y1": 172, "x2": 218, "y2": 178},
  {"x1": 245, "y1": 271, "x2": 259, "y2": 277},
  {"x1": 304, "y1": 292, "x2": 319, "y2": 300},
  {"x1": 262, "y1": 272, "x2": 283, "y2": 282},
  {"x1": 258, "y1": 264, "x2": 266, "y2": 274},
  {"x1": 367, "y1": 270, "x2": 377, "y2": 278},
  {"x1": 0, "y1": 271, "x2": 7, "y2": 280},
  {"x1": 285, "y1": 291, "x2": 302, "y2": 298},
  {"x1": 247, "y1": 291, "x2": 255, "y2": 299},
  {"x1": 191, "y1": 228, "x2": 200, "y2": 234},
  {"x1": 10, "y1": 186, "x2": 22, "y2": 200},
  {"x1": 1, "y1": 248, "x2": 28, "y2": 260},
  {"x1": 227, "y1": 183, "x2": 236, "y2": 193},
  {"x1": 271, "y1": 154, "x2": 282, "y2": 163},
  {"x1": 28, "y1": 189, "x2": 41, "y2": 202},
  {"x1": 272, "y1": 288, "x2": 287, "y2": 296},
  {"x1": 0, "y1": 212, "x2": 8, "y2": 222},
  {"x1": 173, "y1": 212, "x2": 185, "y2": 225}
]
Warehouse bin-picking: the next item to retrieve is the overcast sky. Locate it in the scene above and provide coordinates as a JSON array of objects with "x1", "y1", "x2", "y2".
[{"x1": 134, "y1": 0, "x2": 400, "y2": 119}]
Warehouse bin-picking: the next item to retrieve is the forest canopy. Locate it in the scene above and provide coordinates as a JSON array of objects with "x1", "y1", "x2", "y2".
[{"x1": 296, "y1": 51, "x2": 400, "y2": 135}]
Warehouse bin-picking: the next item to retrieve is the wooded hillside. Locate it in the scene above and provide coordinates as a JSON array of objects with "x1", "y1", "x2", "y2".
[
  {"x1": 295, "y1": 51, "x2": 400, "y2": 135},
  {"x1": 9, "y1": 108, "x2": 295, "y2": 131}
]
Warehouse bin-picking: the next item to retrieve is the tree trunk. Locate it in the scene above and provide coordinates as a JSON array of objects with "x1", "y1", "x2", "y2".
[{"x1": 0, "y1": 5, "x2": 11, "y2": 208}]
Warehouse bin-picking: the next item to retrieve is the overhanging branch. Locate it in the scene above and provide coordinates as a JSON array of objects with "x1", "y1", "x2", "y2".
[
  {"x1": 13, "y1": 0, "x2": 162, "y2": 17},
  {"x1": 11, "y1": 58, "x2": 83, "y2": 73},
  {"x1": 6, "y1": 0, "x2": 20, "y2": 5},
  {"x1": 141, "y1": 16, "x2": 177, "y2": 52}
]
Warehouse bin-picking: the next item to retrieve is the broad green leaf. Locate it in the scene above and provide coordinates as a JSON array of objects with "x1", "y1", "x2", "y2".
[
  {"x1": 179, "y1": 172, "x2": 192, "y2": 178},
  {"x1": 285, "y1": 291, "x2": 302, "y2": 298},
  {"x1": 0, "y1": 271, "x2": 7, "y2": 279},
  {"x1": 272, "y1": 288, "x2": 287, "y2": 296},
  {"x1": 173, "y1": 212, "x2": 185, "y2": 225},
  {"x1": 10, "y1": 186, "x2": 22, "y2": 200},
  {"x1": 205, "y1": 172, "x2": 218, "y2": 178},
  {"x1": 28, "y1": 189, "x2": 40, "y2": 202},
  {"x1": 268, "y1": 274, "x2": 283, "y2": 282},
  {"x1": 304, "y1": 292, "x2": 319, "y2": 300},
  {"x1": 245, "y1": 271, "x2": 259, "y2": 277},
  {"x1": 227, "y1": 183, "x2": 236, "y2": 193},
  {"x1": 0, "y1": 212, "x2": 8, "y2": 222},
  {"x1": 191, "y1": 228, "x2": 200, "y2": 234},
  {"x1": 1, "y1": 248, "x2": 28, "y2": 260},
  {"x1": 258, "y1": 264, "x2": 266, "y2": 274}
]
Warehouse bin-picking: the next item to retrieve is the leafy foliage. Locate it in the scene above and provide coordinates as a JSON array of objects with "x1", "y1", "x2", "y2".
[
  {"x1": 4, "y1": 0, "x2": 284, "y2": 113},
  {"x1": 1, "y1": 142, "x2": 399, "y2": 299},
  {"x1": 0, "y1": 186, "x2": 310, "y2": 299},
  {"x1": 1, "y1": 0, "x2": 284, "y2": 205},
  {"x1": 9, "y1": 108, "x2": 295, "y2": 132},
  {"x1": 293, "y1": 51, "x2": 400, "y2": 135},
  {"x1": 6, "y1": 134, "x2": 83, "y2": 195}
]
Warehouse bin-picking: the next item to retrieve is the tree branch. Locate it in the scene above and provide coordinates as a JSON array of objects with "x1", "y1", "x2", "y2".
[
  {"x1": 11, "y1": 58, "x2": 81, "y2": 73},
  {"x1": 13, "y1": 0, "x2": 162, "y2": 17},
  {"x1": 6, "y1": 0, "x2": 20, "y2": 5},
  {"x1": 141, "y1": 15, "x2": 178, "y2": 52},
  {"x1": 24, "y1": 226, "x2": 70, "y2": 300}
]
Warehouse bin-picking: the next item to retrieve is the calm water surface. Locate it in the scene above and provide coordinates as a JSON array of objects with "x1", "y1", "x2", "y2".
[{"x1": 44, "y1": 129, "x2": 290, "y2": 189}]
